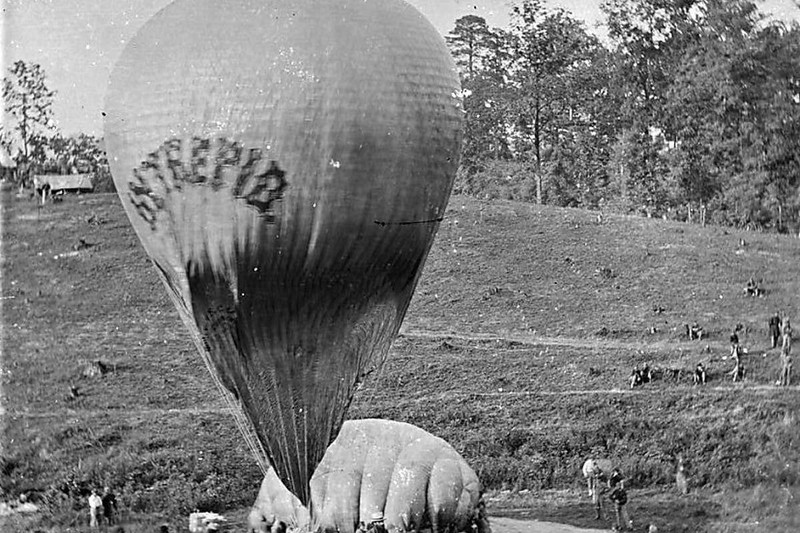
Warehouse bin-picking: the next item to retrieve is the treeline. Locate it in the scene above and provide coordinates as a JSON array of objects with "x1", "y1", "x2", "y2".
[
  {"x1": 447, "y1": 0, "x2": 800, "y2": 232},
  {"x1": 1, "y1": 60, "x2": 111, "y2": 190}
]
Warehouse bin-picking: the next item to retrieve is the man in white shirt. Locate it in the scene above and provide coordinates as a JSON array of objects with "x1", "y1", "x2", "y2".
[{"x1": 88, "y1": 489, "x2": 102, "y2": 528}]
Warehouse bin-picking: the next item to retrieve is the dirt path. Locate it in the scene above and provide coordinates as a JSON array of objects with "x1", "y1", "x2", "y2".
[
  {"x1": 0, "y1": 405, "x2": 233, "y2": 419},
  {"x1": 3, "y1": 328, "x2": 796, "y2": 422},
  {"x1": 400, "y1": 328, "x2": 697, "y2": 351},
  {"x1": 5, "y1": 380, "x2": 796, "y2": 421},
  {"x1": 491, "y1": 517, "x2": 611, "y2": 533}
]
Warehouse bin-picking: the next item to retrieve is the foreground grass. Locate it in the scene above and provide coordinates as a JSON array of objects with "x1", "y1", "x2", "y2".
[{"x1": 2, "y1": 192, "x2": 799, "y2": 532}]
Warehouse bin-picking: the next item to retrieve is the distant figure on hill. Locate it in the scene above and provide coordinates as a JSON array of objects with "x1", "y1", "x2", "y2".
[
  {"x1": 743, "y1": 277, "x2": 763, "y2": 297},
  {"x1": 779, "y1": 328, "x2": 793, "y2": 387},
  {"x1": 769, "y1": 312, "x2": 783, "y2": 349},
  {"x1": 629, "y1": 366, "x2": 643, "y2": 389},
  {"x1": 782, "y1": 318, "x2": 792, "y2": 338},
  {"x1": 693, "y1": 363, "x2": 707, "y2": 385},
  {"x1": 675, "y1": 455, "x2": 689, "y2": 495},
  {"x1": 629, "y1": 366, "x2": 640, "y2": 389},
  {"x1": 687, "y1": 322, "x2": 704, "y2": 340},
  {"x1": 730, "y1": 337, "x2": 745, "y2": 382},
  {"x1": 630, "y1": 365, "x2": 652, "y2": 388}
]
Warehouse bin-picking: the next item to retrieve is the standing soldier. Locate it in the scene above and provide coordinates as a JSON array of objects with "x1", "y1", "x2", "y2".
[
  {"x1": 769, "y1": 312, "x2": 782, "y2": 349},
  {"x1": 102, "y1": 486, "x2": 118, "y2": 525},
  {"x1": 780, "y1": 324, "x2": 793, "y2": 386},
  {"x1": 730, "y1": 335, "x2": 744, "y2": 382},
  {"x1": 592, "y1": 466, "x2": 609, "y2": 521},
  {"x1": 88, "y1": 489, "x2": 102, "y2": 528},
  {"x1": 609, "y1": 483, "x2": 633, "y2": 531},
  {"x1": 608, "y1": 468, "x2": 631, "y2": 530}
]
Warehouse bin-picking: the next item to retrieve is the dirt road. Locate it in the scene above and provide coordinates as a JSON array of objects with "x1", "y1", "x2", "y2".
[{"x1": 492, "y1": 517, "x2": 612, "y2": 533}]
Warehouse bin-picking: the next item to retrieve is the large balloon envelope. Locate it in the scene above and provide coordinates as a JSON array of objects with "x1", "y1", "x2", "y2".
[{"x1": 104, "y1": 0, "x2": 462, "y2": 505}]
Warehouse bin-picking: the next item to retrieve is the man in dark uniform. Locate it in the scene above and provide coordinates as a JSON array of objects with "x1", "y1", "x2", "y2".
[
  {"x1": 102, "y1": 486, "x2": 118, "y2": 526},
  {"x1": 769, "y1": 312, "x2": 782, "y2": 349},
  {"x1": 609, "y1": 483, "x2": 633, "y2": 531},
  {"x1": 693, "y1": 363, "x2": 707, "y2": 385}
]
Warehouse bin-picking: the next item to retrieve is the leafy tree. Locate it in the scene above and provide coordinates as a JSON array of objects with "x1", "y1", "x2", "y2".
[
  {"x1": 48, "y1": 133, "x2": 107, "y2": 174},
  {"x1": 446, "y1": 15, "x2": 496, "y2": 80},
  {"x1": 659, "y1": 0, "x2": 800, "y2": 229},
  {"x1": 443, "y1": 0, "x2": 800, "y2": 231},
  {"x1": 447, "y1": 16, "x2": 514, "y2": 173},
  {"x1": 601, "y1": 0, "x2": 700, "y2": 126},
  {"x1": 730, "y1": 24, "x2": 800, "y2": 230},
  {"x1": 605, "y1": 124, "x2": 668, "y2": 215},
  {"x1": 508, "y1": 0, "x2": 603, "y2": 203},
  {"x1": 2, "y1": 60, "x2": 57, "y2": 182}
]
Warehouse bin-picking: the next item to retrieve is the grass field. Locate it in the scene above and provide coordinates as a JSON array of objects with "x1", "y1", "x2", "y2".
[{"x1": 2, "y1": 192, "x2": 799, "y2": 532}]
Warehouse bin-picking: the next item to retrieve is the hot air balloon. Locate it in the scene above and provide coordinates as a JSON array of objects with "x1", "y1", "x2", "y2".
[
  {"x1": 248, "y1": 419, "x2": 489, "y2": 533},
  {"x1": 104, "y1": 0, "x2": 462, "y2": 506}
]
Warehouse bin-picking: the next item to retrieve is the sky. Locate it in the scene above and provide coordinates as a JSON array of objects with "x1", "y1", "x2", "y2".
[{"x1": 2, "y1": 0, "x2": 800, "y2": 137}]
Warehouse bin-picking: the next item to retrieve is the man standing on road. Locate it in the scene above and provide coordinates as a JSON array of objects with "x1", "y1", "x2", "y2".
[
  {"x1": 609, "y1": 483, "x2": 633, "y2": 531},
  {"x1": 102, "y1": 486, "x2": 118, "y2": 525},
  {"x1": 88, "y1": 489, "x2": 102, "y2": 528},
  {"x1": 608, "y1": 468, "x2": 633, "y2": 531},
  {"x1": 592, "y1": 466, "x2": 608, "y2": 520}
]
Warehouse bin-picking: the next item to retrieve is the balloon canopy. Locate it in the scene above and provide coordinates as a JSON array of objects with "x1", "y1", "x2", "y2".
[{"x1": 104, "y1": 0, "x2": 462, "y2": 505}]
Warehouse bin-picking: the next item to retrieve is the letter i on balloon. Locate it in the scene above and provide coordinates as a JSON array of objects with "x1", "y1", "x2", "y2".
[{"x1": 105, "y1": 0, "x2": 463, "y2": 508}]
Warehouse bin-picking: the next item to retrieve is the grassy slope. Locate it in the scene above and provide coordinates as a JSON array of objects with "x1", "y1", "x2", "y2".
[{"x1": 1, "y1": 193, "x2": 799, "y2": 532}]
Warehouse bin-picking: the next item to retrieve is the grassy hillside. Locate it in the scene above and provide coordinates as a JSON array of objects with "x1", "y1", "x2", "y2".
[{"x1": 2, "y1": 192, "x2": 799, "y2": 532}]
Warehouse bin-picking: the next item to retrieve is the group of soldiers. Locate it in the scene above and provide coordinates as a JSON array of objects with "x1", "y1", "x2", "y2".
[
  {"x1": 769, "y1": 312, "x2": 793, "y2": 386},
  {"x1": 632, "y1": 311, "x2": 793, "y2": 389},
  {"x1": 584, "y1": 460, "x2": 633, "y2": 532},
  {"x1": 727, "y1": 311, "x2": 792, "y2": 386},
  {"x1": 87, "y1": 486, "x2": 118, "y2": 528}
]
